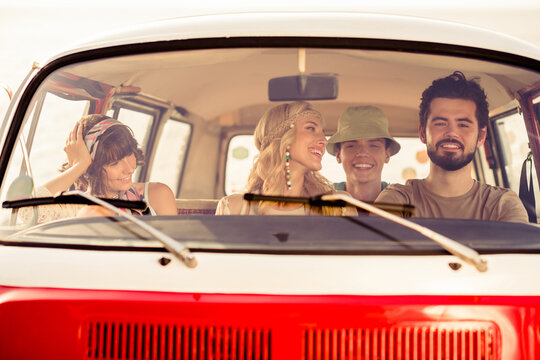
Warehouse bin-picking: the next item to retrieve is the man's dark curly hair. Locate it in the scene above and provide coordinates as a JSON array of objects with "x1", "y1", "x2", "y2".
[{"x1": 419, "y1": 71, "x2": 489, "y2": 134}]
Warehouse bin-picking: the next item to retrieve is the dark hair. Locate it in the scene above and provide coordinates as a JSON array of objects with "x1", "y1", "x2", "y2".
[
  {"x1": 62, "y1": 114, "x2": 144, "y2": 195},
  {"x1": 419, "y1": 71, "x2": 489, "y2": 133}
]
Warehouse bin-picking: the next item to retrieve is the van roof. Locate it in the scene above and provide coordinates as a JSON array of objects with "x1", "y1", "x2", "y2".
[{"x1": 49, "y1": 12, "x2": 540, "y2": 63}]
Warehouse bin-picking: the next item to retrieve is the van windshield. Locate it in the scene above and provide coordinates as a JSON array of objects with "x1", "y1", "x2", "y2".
[{"x1": 1, "y1": 46, "x2": 539, "y2": 252}]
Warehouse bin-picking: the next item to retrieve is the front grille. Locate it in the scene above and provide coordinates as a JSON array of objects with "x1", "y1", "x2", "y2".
[
  {"x1": 83, "y1": 320, "x2": 271, "y2": 360},
  {"x1": 302, "y1": 323, "x2": 500, "y2": 360},
  {"x1": 82, "y1": 319, "x2": 500, "y2": 359}
]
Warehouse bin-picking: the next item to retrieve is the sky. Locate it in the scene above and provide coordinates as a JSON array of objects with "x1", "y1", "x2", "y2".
[{"x1": 0, "y1": 0, "x2": 539, "y2": 93}]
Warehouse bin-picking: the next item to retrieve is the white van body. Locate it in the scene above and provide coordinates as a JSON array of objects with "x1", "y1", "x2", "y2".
[{"x1": 1, "y1": 12, "x2": 539, "y2": 359}]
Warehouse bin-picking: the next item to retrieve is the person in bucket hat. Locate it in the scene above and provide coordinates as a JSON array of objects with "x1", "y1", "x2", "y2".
[{"x1": 327, "y1": 105, "x2": 400, "y2": 202}]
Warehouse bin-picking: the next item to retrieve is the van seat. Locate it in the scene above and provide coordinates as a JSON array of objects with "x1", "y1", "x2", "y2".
[{"x1": 176, "y1": 199, "x2": 218, "y2": 215}]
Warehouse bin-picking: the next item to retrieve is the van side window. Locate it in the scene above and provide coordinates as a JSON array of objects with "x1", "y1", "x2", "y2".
[
  {"x1": 28, "y1": 92, "x2": 89, "y2": 184},
  {"x1": 225, "y1": 135, "x2": 256, "y2": 194},
  {"x1": 494, "y1": 111, "x2": 539, "y2": 219},
  {"x1": 115, "y1": 108, "x2": 153, "y2": 147},
  {"x1": 149, "y1": 117, "x2": 191, "y2": 197}
]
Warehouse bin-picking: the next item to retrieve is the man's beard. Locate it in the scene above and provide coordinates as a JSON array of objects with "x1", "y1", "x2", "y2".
[{"x1": 427, "y1": 138, "x2": 476, "y2": 171}]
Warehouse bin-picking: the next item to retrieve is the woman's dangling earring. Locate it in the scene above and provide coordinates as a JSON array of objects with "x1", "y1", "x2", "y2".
[{"x1": 285, "y1": 146, "x2": 292, "y2": 190}]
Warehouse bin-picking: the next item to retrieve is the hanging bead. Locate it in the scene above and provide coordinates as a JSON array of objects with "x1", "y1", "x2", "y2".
[{"x1": 285, "y1": 146, "x2": 292, "y2": 190}]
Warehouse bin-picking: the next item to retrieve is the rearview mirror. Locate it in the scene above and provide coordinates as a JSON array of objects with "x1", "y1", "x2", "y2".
[{"x1": 268, "y1": 74, "x2": 338, "y2": 101}]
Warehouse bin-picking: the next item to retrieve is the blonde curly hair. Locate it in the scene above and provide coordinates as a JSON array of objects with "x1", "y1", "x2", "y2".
[{"x1": 245, "y1": 102, "x2": 341, "y2": 215}]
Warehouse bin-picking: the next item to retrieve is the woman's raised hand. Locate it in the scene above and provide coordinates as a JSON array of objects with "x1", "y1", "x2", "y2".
[
  {"x1": 44, "y1": 122, "x2": 93, "y2": 195},
  {"x1": 65, "y1": 122, "x2": 92, "y2": 170}
]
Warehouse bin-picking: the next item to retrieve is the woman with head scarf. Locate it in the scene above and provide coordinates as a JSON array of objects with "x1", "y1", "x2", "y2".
[{"x1": 35, "y1": 114, "x2": 177, "y2": 221}]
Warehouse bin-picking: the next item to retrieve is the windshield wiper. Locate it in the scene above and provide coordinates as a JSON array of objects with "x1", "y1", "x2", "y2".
[
  {"x1": 3, "y1": 194, "x2": 148, "y2": 211},
  {"x1": 243, "y1": 193, "x2": 414, "y2": 217},
  {"x1": 5, "y1": 190, "x2": 197, "y2": 269},
  {"x1": 321, "y1": 193, "x2": 487, "y2": 272},
  {"x1": 70, "y1": 190, "x2": 197, "y2": 268},
  {"x1": 244, "y1": 192, "x2": 487, "y2": 272}
]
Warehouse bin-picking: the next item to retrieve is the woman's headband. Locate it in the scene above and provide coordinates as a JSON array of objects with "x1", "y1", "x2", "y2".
[
  {"x1": 259, "y1": 109, "x2": 321, "y2": 150},
  {"x1": 84, "y1": 119, "x2": 123, "y2": 160}
]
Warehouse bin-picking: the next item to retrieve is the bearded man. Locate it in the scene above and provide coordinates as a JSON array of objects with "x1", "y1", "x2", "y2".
[{"x1": 375, "y1": 71, "x2": 528, "y2": 223}]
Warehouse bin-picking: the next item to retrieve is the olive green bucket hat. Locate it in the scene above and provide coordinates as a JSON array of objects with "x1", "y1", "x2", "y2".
[{"x1": 326, "y1": 105, "x2": 401, "y2": 156}]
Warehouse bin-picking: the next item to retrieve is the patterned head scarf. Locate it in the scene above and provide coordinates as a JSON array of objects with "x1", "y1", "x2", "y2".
[{"x1": 84, "y1": 119, "x2": 123, "y2": 160}]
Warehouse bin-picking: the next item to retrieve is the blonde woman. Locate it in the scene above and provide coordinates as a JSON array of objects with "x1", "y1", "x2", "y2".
[{"x1": 216, "y1": 102, "x2": 356, "y2": 216}]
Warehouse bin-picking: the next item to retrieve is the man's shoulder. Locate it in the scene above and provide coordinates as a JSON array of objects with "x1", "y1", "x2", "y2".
[
  {"x1": 474, "y1": 182, "x2": 525, "y2": 207},
  {"x1": 474, "y1": 182, "x2": 528, "y2": 223},
  {"x1": 475, "y1": 181, "x2": 518, "y2": 198},
  {"x1": 376, "y1": 180, "x2": 418, "y2": 203},
  {"x1": 384, "y1": 179, "x2": 421, "y2": 192}
]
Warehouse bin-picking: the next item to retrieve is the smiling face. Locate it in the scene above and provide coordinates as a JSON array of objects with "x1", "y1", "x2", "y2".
[
  {"x1": 420, "y1": 97, "x2": 486, "y2": 171},
  {"x1": 288, "y1": 115, "x2": 328, "y2": 173},
  {"x1": 336, "y1": 138, "x2": 390, "y2": 185},
  {"x1": 102, "y1": 153, "x2": 137, "y2": 196}
]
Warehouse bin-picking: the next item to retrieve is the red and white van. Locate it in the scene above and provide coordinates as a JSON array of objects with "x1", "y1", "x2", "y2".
[{"x1": 1, "y1": 12, "x2": 540, "y2": 359}]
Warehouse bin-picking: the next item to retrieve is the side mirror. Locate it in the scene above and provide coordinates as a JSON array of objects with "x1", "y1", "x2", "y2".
[
  {"x1": 6, "y1": 174, "x2": 34, "y2": 201},
  {"x1": 268, "y1": 74, "x2": 338, "y2": 101}
]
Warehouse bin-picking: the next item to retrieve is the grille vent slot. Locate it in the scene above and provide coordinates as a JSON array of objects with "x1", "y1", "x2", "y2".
[
  {"x1": 302, "y1": 324, "x2": 499, "y2": 360},
  {"x1": 83, "y1": 320, "x2": 271, "y2": 360}
]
